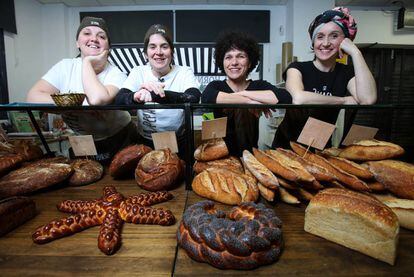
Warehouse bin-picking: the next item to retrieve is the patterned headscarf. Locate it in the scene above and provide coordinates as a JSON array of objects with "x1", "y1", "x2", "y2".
[{"x1": 308, "y1": 7, "x2": 357, "y2": 42}]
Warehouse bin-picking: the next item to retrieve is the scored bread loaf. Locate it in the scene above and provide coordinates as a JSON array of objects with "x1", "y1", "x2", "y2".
[
  {"x1": 338, "y1": 139, "x2": 404, "y2": 161},
  {"x1": 193, "y1": 156, "x2": 243, "y2": 174},
  {"x1": 304, "y1": 188, "x2": 399, "y2": 265},
  {"x1": 365, "y1": 160, "x2": 414, "y2": 200},
  {"x1": 194, "y1": 138, "x2": 229, "y2": 161},
  {"x1": 242, "y1": 150, "x2": 279, "y2": 190},
  {"x1": 68, "y1": 159, "x2": 104, "y2": 186},
  {"x1": 109, "y1": 144, "x2": 152, "y2": 178},
  {"x1": 0, "y1": 196, "x2": 36, "y2": 236},
  {"x1": 381, "y1": 198, "x2": 414, "y2": 231},
  {"x1": 325, "y1": 156, "x2": 374, "y2": 179},
  {"x1": 192, "y1": 168, "x2": 259, "y2": 205}
]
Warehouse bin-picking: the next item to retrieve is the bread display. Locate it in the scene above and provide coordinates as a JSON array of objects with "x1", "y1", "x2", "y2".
[
  {"x1": 304, "y1": 188, "x2": 399, "y2": 265},
  {"x1": 365, "y1": 160, "x2": 414, "y2": 200},
  {"x1": 194, "y1": 138, "x2": 229, "y2": 161},
  {"x1": 381, "y1": 198, "x2": 414, "y2": 231},
  {"x1": 22, "y1": 156, "x2": 70, "y2": 167},
  {"x1": 242, "y1": 150, "x2": 279, "y2": 190},
  {"x1": 338, "y1": 139, "x2": 404, "y2": 161},
  {"x1": 0, "y1": 196, "x2": 36, "y2": 236},
  {"x1": 0, "y1": 163, "x2": 73, "y2": 199},
  {"x1": 109, "y1": 144, "x2": 152, "y2": 178},
  {"x1": 135, "y1": 149, "x2": 183, "y2": 192},
  {"x1": 32, "y1": 186, "x2": 175, "y2": 255},
  {"x1": 191, "y1": 168, "x2": 259, "y2": 205},
  {"x1": 0, "y1": 154, "x2": 24, "y2": 176},
  {"x1": 325, "y1": 156, "x2": 374, "y2": 179},
  {"x1": 177, "y1": 201, "x2": 283, "y2": 269},
  {"x1": 68, "y1": 159, "x2": 104, "y2": 186},
  {"x1": 193, "y1": 156, "x2": 243, "y2": 174}
]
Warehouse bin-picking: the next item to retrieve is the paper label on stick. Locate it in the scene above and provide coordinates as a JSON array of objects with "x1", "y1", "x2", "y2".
[
  {"x1": 342, "y1": 124, "x2": 378, "y2": 146},
  {"x1": 68, "y1": 135, "x2": 97, "y2": 156},
  {"x1": 202, "y1": 117, "x2": 227, "y2": 140},
  {"x1": 152, "y1": 131, "x2": 179, "y2": 153},
  {"x1": 297, "y1": 117, "x2": 336, "y2": 150}
]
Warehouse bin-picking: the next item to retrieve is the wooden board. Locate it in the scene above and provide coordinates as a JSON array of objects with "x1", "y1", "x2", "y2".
[
  {"x1": 0, "y1": 174, "x2": 187, "y2": 276},
  {"x1": 173, "y1": 191, "x2": 414, "y2": 276}
]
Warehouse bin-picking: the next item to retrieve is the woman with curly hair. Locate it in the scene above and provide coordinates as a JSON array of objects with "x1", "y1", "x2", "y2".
[
  {"x1": 202, "y1": 30, "x2": 291, "y2": 156},
  {"x1": 272, "y1": 7, "x2": 377, "y2": 149}
]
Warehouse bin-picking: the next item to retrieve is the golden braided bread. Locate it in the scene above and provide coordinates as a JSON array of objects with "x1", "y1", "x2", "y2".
[{"x1": 177, "y1": 201, "x2": 283, "y2": 270}]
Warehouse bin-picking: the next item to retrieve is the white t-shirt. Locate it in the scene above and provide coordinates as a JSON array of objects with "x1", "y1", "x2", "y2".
[
  {"x1": 122, "y1": 65, "x2": 200, "y2": 140},
  {"x1": 42, "y1": 58, "x2": 131, "y2": 140}
]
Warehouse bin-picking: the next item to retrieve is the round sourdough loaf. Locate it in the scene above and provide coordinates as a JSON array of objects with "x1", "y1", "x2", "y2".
[
  {"x1": 68, "y1": 159, "x2": 103, "y2": 186},
  {"x1": 135, "y1": 149, "x2": 183, "y2": 191},
  {"x1": 109, "y1": 144, "x2": 152, "y2": 178},
  {"x1": 0, "y1": 163, "x2": 73, "y2": 199},
  {"x1": 177, "y1": 201, "x2": 283, "y2": 270},
  {"x1": 194, "y1": 138, "x2": 229, "y2": 161}
]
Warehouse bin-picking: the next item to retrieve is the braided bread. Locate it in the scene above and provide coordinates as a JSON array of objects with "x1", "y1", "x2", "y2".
[{"x1": 177, "y1": 201, "x2": 283, "y2": 270}]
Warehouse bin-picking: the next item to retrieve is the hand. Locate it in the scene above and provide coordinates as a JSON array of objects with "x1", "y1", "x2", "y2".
[
  {"x1": 140, "y1": 81, "x2": 165, "y2": 97},
  {"x1": 133, "y1": 89, "x2": 152, "y2": 103},
  {"x1": 83, "y1": 50, "x2": 109, "y2": 71},
  {"x1": 339, "y1": 38, "x2": 360, "y2": 59},
  {"x1": 343, "y1": 96, "x2": 358, "y2": 105}
]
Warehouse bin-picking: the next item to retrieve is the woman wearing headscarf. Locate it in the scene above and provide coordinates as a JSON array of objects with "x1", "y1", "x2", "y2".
[
  {"x1": 27, "y1": 17, "x2": 138, "y2": 163},
  {"x1": 272, "y1": 7, "x2": 377, "y2": 149},
  {"x1": 201, "y1": 30, "x2": 292, "y2": 156}
]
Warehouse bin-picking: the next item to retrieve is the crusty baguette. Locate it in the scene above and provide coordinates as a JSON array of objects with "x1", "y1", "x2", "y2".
[
  {"x1": 278, "y1": 177, "x2": 299, "y2": 190},
  {"x1": 290, "y1": 142, "x2": 370, "y2": 192},
  {"x1": 325, "y1": 156, "x2": 374, "y2": 179},
  {"x1": 258, "y1": 183, "x2": 276, "y2": 202},
  {"x1": 365, "y1": 160, "x2": 414, "y2": 200},
  {"x1": 320, "y1": 147, "x2": 342, "y2": 157},
  {"x1": 193, "y1": 156, "x2": 243, "y2": 174},
  {"x1": 277, "y1": 148, "x2": 332, "y2": 186},
  {"x1": 242, "y1": 150, "x2": 279, "y2": 190},
  {"x1": 297, "y1": 188, "x2": 314, "y2": 202},
  {"x1": 381, "y1": 199, "x2": 414, "y2": 230},
  {"x1": 194, "y1": 138, "x2": 229, "y2": 161},
  {"x1": 192, "y1": 168, "x2": 259, "y2": 205},
  {"x1": 338, "y1": 139, "x2": 404, "y2": 161},
  {"x1": 366, "y1": 181, "x2": 387, "y2": 192},
  {"x1": 279, "y1": 187, "x2": 300, "y2": 204},
  {"x1": 305, "y1": 188, "x2": 399, "y2": 265}
]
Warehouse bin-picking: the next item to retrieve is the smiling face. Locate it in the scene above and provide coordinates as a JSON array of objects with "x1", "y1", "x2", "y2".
[
  {"x1": 313, "y1": 21, "x2": 345, "y2": 62},
  {"x1": 223, "y1": 48, "x2": 251, "y2": 82},
  {"x1": 76, "y1": 26, "x2": 109, "y2": 57},
  {"x1": 145, "y1": 34, "x2": 173, "y2": 77}
]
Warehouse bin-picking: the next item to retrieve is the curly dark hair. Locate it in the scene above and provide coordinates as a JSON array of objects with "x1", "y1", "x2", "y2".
[{"x1": 214, "y1": 30, "x2": 260, "y2": 76}]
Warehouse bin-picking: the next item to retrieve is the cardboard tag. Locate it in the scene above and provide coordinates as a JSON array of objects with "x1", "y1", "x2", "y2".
[
  {"x1": 0, "y1": 125, "x2": 9, "y2": 142},
  {"x1": 297, "y1": 117, "x2": 336, "y2": 150},
  {"x1": 202, "y1": 117, "x2": 227, "y2": 140},
  {"x1": 342, "y1": 124, "x2": 379, "y2": 146},
  {"x1": 152, "y1": 131, "x2": 179, "y2": 153},
  {"x1": 68, "y1": 135, "x2": 97, "y2": 156}
]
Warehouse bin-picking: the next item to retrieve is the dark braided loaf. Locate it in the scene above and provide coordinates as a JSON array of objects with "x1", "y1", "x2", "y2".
[{"x1": 177, "y1": 201, "x2": 283, "y2": 270}]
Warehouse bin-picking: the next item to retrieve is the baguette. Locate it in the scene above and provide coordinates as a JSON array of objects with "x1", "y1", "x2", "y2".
[
  {"x1": 325, "y1": 156, "x2": 374, "y2": 179},
  {"x1": 290, "y1": 142, "x2": 370, "y2": 192},
  {"x1": 242, "y1": 150, "x2": 279, "y2": 190},
  {"x1": 194, "y1": 138, "x2": 229, "y2": 161},
  {"x1": 339, "y1": 139, "x2": 404, "y2": 161},
  {"x1": 365, "y1": 160, "x2": 414, "y2": 200},
  {"x1": 192, "y1": 168, "x2": 259, "y2": 205},
  {"x1": 381, "y1": 199, "x2": 414, "y2": 230},
  {"x1": 279, "y1": 187, "x2": 300, "y2": 204},
  {"x1": 305, "y1": 188, "x2": 399, "y2": 265},
  {"x1": 241, "y1": 158, "x2": 274, "y2": 202}
]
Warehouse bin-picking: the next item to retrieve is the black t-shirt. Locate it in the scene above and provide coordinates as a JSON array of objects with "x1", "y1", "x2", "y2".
[
  {"x1": 272, "y1": 61, "x2": 354, "y2": 148},
  {"x1": 201, "y1": 80, "x2": 292, "y2": 156}
]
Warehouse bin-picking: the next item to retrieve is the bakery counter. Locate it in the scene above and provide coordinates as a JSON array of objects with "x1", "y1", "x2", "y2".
[
  {"x1": 174, "y1": 191, "x2": 414, "y2": 276},
  {"x1": 0, "y1": 174, "x2": 188, "y2": 276}
]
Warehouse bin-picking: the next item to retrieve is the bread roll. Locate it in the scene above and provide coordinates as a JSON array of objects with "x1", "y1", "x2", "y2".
[
  {"x1": 242, "y1": 150, "x2": 279, "y2": 190},
  {"x1": 0, "y1": 196, "x2": 36, "y2": 236},
  {"x1": 381, "y1": 199, "x2": 414, "y2": 231},
  {"x1": 68, "y1": 159, "x2": 104, "y2": 186},
  {"x1": 339, "y1": 139, "x2": 404, "y2": 161},
  {"x1": 365, "y1": 160, "x2": 414, "y2": 200},
  {"x1": 194, "y1": 138, "x2": 229, "y2": 161},
  {"x1": 305, "y1": 188, "x2": 399, "y2": 265},
  {"x1": 325, "y1": 156, "x2": 374, "y2": 179},
  {"x1": 192, "y1": 168, "x2": 259, "y2": 205},
  {"x1": 193, "y1": 156, "x2": 243, "y2": 174}
]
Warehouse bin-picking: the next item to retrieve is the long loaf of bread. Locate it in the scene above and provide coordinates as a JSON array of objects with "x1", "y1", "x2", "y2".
[
  {"x1": 339, "y1": 139, "x2": 404, "y2": 161},
  {"x1": 242, "y1": 150, "x2": 279, "y2": 190}
]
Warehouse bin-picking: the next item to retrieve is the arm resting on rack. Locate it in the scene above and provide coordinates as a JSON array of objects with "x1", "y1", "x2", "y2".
[{"x1": 150, "y1": 87, "x2": 201, "y2": 104}]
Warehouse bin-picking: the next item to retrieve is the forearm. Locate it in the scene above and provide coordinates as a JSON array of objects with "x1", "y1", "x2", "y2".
[
  {"x1": 351, "y1": 51, "x2": 377, "y2": 104},
  {"x1": 150, "y1": 88, "x2": 201, "y2": 104},
  {"x1": 291, "y1": 90, "x2": 348, "y2": 105},
  {"x1": 237, "y1": 90, "x2": 278, "y2": 104},
  {"x1": 26, "y1": 90, "x2": 54, "y2": 103},
  {"x1": 82, "y1": 60, "x2": 113, "y2": 105},
  {"x1": 216, "y1": 91, "x2": 258, "y2": 104}
]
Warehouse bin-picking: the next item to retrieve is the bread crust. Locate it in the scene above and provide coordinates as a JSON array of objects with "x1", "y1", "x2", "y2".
[
  {"x1": 194, "y1": 138, "x2": 229, "y2": 161},
  {"x1": 242, "y1": 150, "x2": 279, "y2": 190},
  {"x1": 193, "y1": 156, "x2": 243, "y2": 174},
  {"x1": 69, "y1": 159, "x2": 104, "y2": 186},
  {"x1": 339, "y1": 139, "x2": 404, "y2": 161},
  {"x1": 0, "y1": 196, "x2": 36, "y2": 236},
  {"x1": 381, "y1": 199, "x2": 414, "y2": 230},
  {"x1": 109, "y1": 144, "x2": 152, "y2": 178},
  {"x1": 325, "y1": 156, "x2": 374, "y2": 179}
]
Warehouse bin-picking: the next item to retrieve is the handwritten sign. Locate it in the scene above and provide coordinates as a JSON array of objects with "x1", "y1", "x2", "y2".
[
  {"x1": 297, "y1": 117, "x2": 336, "y2": 150},
  {"x1": 342, "y1": 124, "x2": 378, "y2": 146},
  {"x1": 68, "y1": 135, "x2": 97, "y2": 156},
  {"x1": 152, "y1": 131, "x2": 179, "y2": 153},
  {"x1": 202, "y1": 117, "x2": 227, "y2": 140}
]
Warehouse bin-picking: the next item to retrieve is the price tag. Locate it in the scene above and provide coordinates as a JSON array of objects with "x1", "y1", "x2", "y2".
[
  {"x1": 0, "y1": 125, "x2": 9, "y2": 142},
  {"x1": 68, "y1": 135, "x2": 97, "y2": 156},
  {"x1": 202, "y1": 117, "x2": 227, "y2": 140},
  {"x1": 342, "y1": 124, "x2": 378, "y2": 146},
  {"x1": 152, "y1": 131, "x2": 179, "y2": 153},
  {"x1": 297, "y1": 117, "x2": 336, "y2": 150}
]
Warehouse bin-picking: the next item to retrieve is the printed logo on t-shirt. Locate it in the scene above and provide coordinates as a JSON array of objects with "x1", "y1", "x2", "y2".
[{"x1": 312, "y1": 86, "x2": 332, "y2": 96}]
